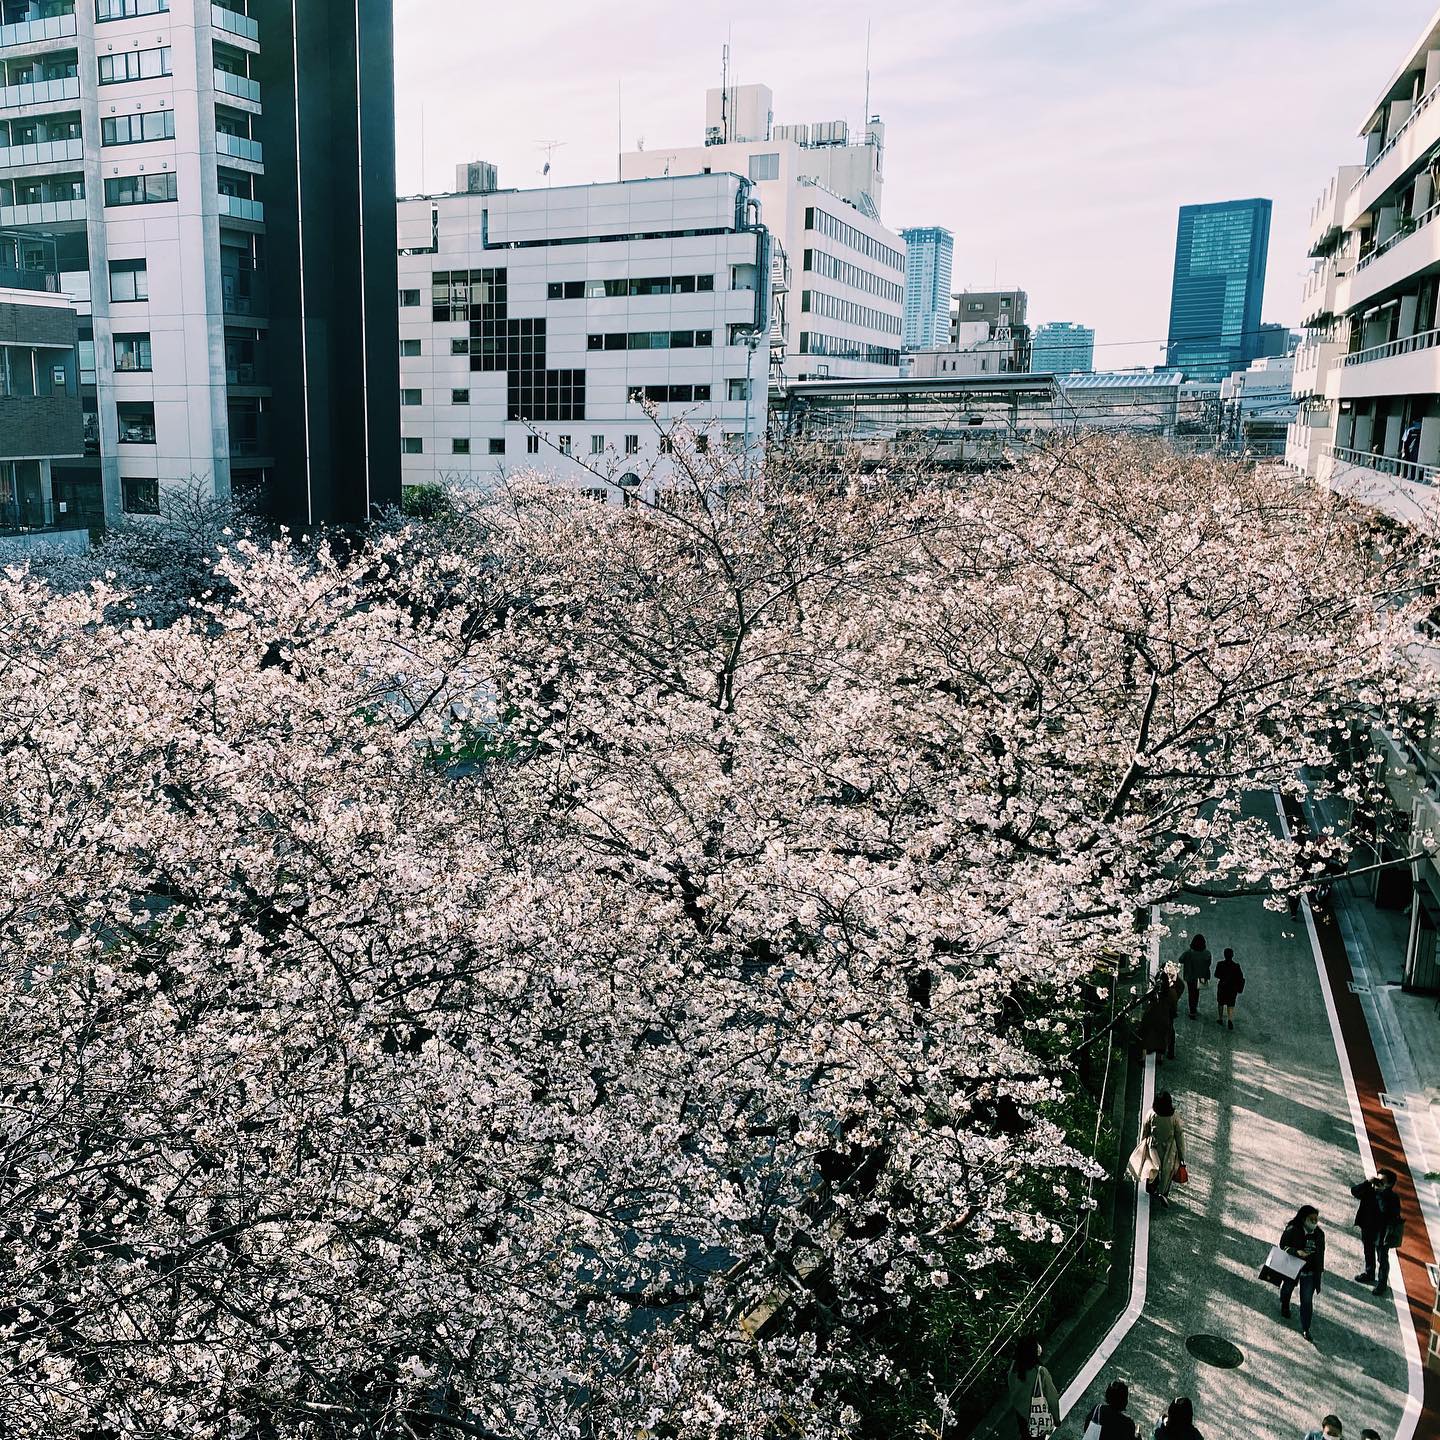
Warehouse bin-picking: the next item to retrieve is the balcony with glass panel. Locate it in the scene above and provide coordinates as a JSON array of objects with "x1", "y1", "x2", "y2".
[
  {"x1": 216, "y1": 130, "x2": 262, "y2": 166},
  {"x1": 0, "y1": 167, "x2": 81, "y2": 224},
  {"x1": 0, "y1": 48, "x2": 78, "y2": 109},
  {"x1": 0, "y1": 6, "x2": 77, "y2": 52},
  {"x1": 211, "y1": 2, "x2": 257, "y2": 44}
]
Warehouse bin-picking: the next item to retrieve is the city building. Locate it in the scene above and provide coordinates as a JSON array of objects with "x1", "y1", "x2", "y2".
[
  {"x1": 396, "y1": 168, "x2": 778, "y2": 497},
  {"x1": 621, "y1": 83, "x2": 904, "y2": 380},
  {"x1": 1219, "y1": 353, "x2": 1297, "y2": 455},
  {"x1": 1031, "y1": 321, "x2": 1095, "y2": 374},
  {"x1": 0, "y1": 234, "x2": 86, "y2": 551},
  {"x1": 950, "y1": 289, "x2": 1031, "y2": 370},
  {"x1": 1055, "y1": 371, "x2": 1182, "y2": 437},
  {"x1": 899, "y1": 225, "x2": 953, "y2": 350},
  {"x1": 0, "y1": 0, "x2": 399, "y2": 527},
  {"x1": 1165, "y1": 198, "x2": 1273, "y2": 381}
]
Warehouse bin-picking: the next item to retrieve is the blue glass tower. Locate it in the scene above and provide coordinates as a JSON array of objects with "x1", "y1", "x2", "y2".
[
  {"x1": 1165, "y1": 199, "x2": 1272, "y2": 382},
  {"x1": 900, "y1": 226, "x2": 954, "y2": 350}
]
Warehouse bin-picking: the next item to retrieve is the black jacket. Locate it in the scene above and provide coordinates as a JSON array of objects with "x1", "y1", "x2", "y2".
[
  {"x1": 1280, "y1": 1220, "x2": 1326, "y2": 1284},
  {"x1": 1085, "y1": 1404, "x2": 1137, "y2": 1440},
  {"x1": 1351, "y1": 1179, "x2": 1401, "y2": 1235}
]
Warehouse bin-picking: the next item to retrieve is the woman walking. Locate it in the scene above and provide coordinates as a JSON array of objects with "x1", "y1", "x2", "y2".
[
  {"x1": 1005, "y1": 1336, "x2": 1060, "y2": 1439},
  {"x1": 1278, "y1": 1204, "x2": 1327, "y2": 1342},
  {"x1": 1139, "y1": 1091, "x2": 1186, "y2": 1209},
  {"x1": 1214, "y1": 947, "x2": 1244, "y2": 1030},
  {"x1": 1082, "y1": 1379, "x2": 1138, "y2": 1440},
  {"x1": 1180, "y1": 934, "x2": 1212, "y2": 1019},
  {"x1": 1154, "y1": 1397, "x2": 1203, "y2": 1440}
]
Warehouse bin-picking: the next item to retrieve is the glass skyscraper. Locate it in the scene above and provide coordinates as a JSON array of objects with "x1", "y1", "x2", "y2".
[
  {"x1": 1032, "y1": 321, "x2": 1095, "y2": 374},
  {"x1": 1165, "y1": 199, "x2": 1272, "y2": 382},
  {"x1": 900, "y1": 226, "x2": 955, "y2": 350}
]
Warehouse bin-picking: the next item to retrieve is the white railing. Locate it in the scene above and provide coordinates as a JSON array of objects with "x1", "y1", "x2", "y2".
[
  {"x1": 218, "y1": 193, "x2": 262, "y2": 221},
  {"x1": 215, "y1": 131, "x2": 261, "y2": 164},
  {"x1": 0, "y1": 196, "x2": 83, "y2": 224},
  {"x1": 1341, "y1": 325, "x2": 1440, "y2": 367},
  {"x1": 0, "y1": 75, "x2": 80, "y2": 109},
  {"x1": 0, "y1": 11, "x2": 77, "y2": 47},
  {"x1": 211, "y1": 4, "x2": 257, "y2": 41},
  {"x1": 0, "y1": 136, "x2": 81, "y2": 168},
  {"x1": 212, "y1": 68, "x2": 259, "y2": 103},
  {"x1": 1328, "y1": 444, "x2": 1440, "y2": 486},
  {"x1": 1355, "y1": 196, "x2": 1440, "y2": 274},
  {"x1": 1351, "y1": 81, "x2": 1440, "y2": 194}
]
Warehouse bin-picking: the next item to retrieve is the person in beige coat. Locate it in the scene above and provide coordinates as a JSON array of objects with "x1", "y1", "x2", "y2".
[{"x1": 1139, "y1": 1091, "x2": 1186, "y2": 1208}]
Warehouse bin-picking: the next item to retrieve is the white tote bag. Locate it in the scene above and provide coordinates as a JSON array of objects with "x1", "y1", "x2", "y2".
[
  {"x1": 1082, "y1": 1408, "x2": 1104, "y2": 1440},
  {"x1": 1259, "y1": 1244, "x2": 1305, "y2": 1283}
]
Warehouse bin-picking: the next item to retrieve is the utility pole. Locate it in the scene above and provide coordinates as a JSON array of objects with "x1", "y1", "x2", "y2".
[{"x1": 742, "y1": 331, "x2": 762, "y2": 481}]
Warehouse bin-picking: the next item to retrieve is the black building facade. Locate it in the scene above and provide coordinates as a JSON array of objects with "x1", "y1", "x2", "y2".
[{"x1": 251, "y1": 0, "x2": 401, "y2": 527}]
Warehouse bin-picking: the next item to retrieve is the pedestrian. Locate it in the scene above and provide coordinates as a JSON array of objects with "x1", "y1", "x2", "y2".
[
  {"x1": 1154, "y1": 1397, "x2": 1203, "y2": 1440},
  {"x1": 1136, "y1": 979, "x2": 1172, "y2": 1062},
  {"x1": 1351, "y1": 1169, "x2": 1403, "y2": 1297},
  {"x1": 1162, "y1": 968, "x2": 1184, "y2": 1059},
  {"x1": 1278, "y1": 1204, "x2": 1327, "y2": 1341},
  {"x1": 1214, "y1": 947, "x2": 1245, "y2": 1029},
  {"x1": 1139, "y1": 1091, "x2": 1187, "y2": 1209},
  {"x1": 1180, "y1": 934, "x2": 1212, "y2": 1019},
  {"x1": 1402, "y1": 419, "x2": 1422, "y2": 466},
  {"x1": 1302, "y1": 1416, "x2": 1343, "y2": 1440},
  {"x1": 1082, "y1": 1379, "x2": 1138, "y2": 1440},
  {"x1": 1360, "y1": 1430, "x2": 1380, "y2": 1440},
  {"x1": 1005, "y1": 1335, "x2": 1059, "y2": 1439}
]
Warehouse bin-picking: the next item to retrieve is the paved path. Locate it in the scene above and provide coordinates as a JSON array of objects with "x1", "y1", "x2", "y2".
[{"x1": 1060, "y1": 867, "x2": 1416, "y2": 1438}]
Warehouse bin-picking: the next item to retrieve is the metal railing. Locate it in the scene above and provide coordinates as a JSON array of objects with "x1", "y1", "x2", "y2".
[
  {"x1": 1341, "y1": 325, "x2": 1440, "y2": 367},
  {"x1": 1327, "y1": 444, "x2": 1440, "y2": 487},
  {"x1": 1355, "y1": 196, "x2": 1440, "y2": 275},
  {"x1": 1351, "y1": 80, "x2": 1440, "y2": 195}
]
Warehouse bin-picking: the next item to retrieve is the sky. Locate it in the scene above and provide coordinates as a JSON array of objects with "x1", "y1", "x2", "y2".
[{"x1": 393, "y1": 0, "x2": 1437, "y2": 369}]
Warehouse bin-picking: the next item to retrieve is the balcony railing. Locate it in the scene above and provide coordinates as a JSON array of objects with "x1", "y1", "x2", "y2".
[
  {"x1": 1351, "y1": 80, "x2": 1440, "y2": 195},
  {"x1": 212, "y1": 68, "x2": 259, "y2": 103},
  {"x1": 0, "y1": 262, "x2": 58, "y2": 290},
  {"x1": 0, "y1": 11, "x2": 77, "y2": 48},
  {"x1": 221, "y1": 265, "x2": 265, "y2": 315},
  {"x1": 211, "y1": 4, "x2": 258, "y2": 41},
  {"x1": 217, "y1": 193, "x2": 262, "y2": 222},
  {"x1": 0, "y1": 136, "x2": 81, "y2": 168},
  {"x1": 1328, "y1": 444, "x2": 1440, "y2": 487},
  {"x1": 215, "y1": 131, "x2": 261, "y2": 164},
  {"x1": 1355, "y1": 196, "x2": 1440, "y2": 275},
  {"x1": 0, "y1": 195, "x2": 83, "y2": 224},
  {"x1": 1341, "y1": 325, "x2": 1440, "y2": 367},
  {"x1": 0, "y1": 75, "x2": 79, "y2": 109}
]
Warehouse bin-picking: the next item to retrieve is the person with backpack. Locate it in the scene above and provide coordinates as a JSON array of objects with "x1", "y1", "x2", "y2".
[
  {"x1": 1214, "y1": 947, "x2": 1245, "y2": 1029},
  {"x1": 1351, "y1": 1169, "x2": 1403, "y2": 1297},
  {"x1": 1180, "y1": 934, "x2": 1212, "y2": 1020},
  {"x1": 1154, "y1": 1397, "x2": 1203, "y2": 1440},
  {"x1": 1082, "y1": 1379, "x2": 1138, "y2": 1440},
  {"x1": 1005, "y1": 1335, "x2": 1059, "y2": 1439}
]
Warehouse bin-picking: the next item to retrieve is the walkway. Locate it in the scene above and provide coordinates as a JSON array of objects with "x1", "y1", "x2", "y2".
[{"x1": 1058, "y1": 800, "x2": 1430, "y2": 1439}]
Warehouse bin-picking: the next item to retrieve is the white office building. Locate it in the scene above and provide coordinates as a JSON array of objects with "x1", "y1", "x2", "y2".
[
  {"x1": 396, "y1": 167, "x2": 777, "y2": 496},
  {"x1": 621, "y1": 83, "x2": 905, "y2": 380}
]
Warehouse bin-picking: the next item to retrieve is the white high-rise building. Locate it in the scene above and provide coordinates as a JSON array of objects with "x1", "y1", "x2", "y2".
[
  {"x1": 396, "y1": 168, "x2": 778, "y2": 498},
  {"x1": 622, "y1": 83, "x2": 905, "y2": 380}
]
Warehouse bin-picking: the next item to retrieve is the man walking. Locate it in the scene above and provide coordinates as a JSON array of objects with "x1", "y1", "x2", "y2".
[
  {"x1": 1180, "y1": 934, "x2": 1212, "y2": 1020},
  {"x1": 1351, "y1": 1170, "x2": 1402, "y2": 1297}
]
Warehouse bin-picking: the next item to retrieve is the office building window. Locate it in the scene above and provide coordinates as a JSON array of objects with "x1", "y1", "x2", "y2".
[
  {"x1": 98, "y1": 0, "x2": 170, "y2": 17},
  {"x1": 526, "y1": 434, "x2": 540, "y2": 454},
  {"x1": 116, "y1": 402, "x2": 156, "y2": 444},
  {"x1": 452, "y1": 438, "x2": 470, "y2": 455},
  {"x1": 659, "y1": 436, "x2": 674, "y2": 455},
  {"x1": 401, "y1": 389, "x2": 421, "y2": 406},
  {"x1": 121, "y1": 475, "x2": 160, "y2": 515},
  {"x1": 110, "y1": 259, "x2": 148, "y2": 302},
  {"x1": 627, "y1": 384, "x2": 713, "y2": 405},
  {"x1": 399, "y1": 289, "x2": 421, "y2": 307},
  {"x1": 558, "y1": 435, "x2": 572, "y2": 455},
  {"x1": 803, "y1": 206, "x2": 904, "y2": 271},
  {"x1": 113, "y1": 333, "x2": 152, "y2": 372},
  {"x1": 451, "y1": 338, "x2": 470, "y2": 355},
  {"x1": 104, "y1": 173, "x2": 178, "y2": 207},
  {"x1": 101, "y1": 110, "x2": 175, "y2": 146},
  {"x1": 489, "y1": 437, "x2": 505, "y2": 455},
  {"x1": 727, "y1": 379, "x2": 750, "y2": 401},
  {"x1": 402, "y1": 437, "x2": 423, "y2": 454},
  {"x1": 451, "y1": 389, "x2": 469, "y2": 404},
  {"x1": 587, "y1": 330, "x2": 712, "y2": 352},
  {"x1": 98, "y1": 48, "x2": 172, "y2": 84},
  {"x1": 695, "y1": 435, "x2": 709, "y2": 453},
  {"x1": 400, "y1": 339, "x2": 422, "y2": 357},
  {"x1": 590, "y1": 434, "x2": 604, "y2": 455},
  {"x1": 547, "y1": 274, "x2": 714, "y2": 300},
  {"x1": 748, "y1": 152, "x2": 779, "y2": 182},
  {"x1": 625, "y1": 434, "x2": 639, "y2": 455}
]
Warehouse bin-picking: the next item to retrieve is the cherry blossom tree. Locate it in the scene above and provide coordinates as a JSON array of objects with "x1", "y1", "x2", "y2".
[{"x1": 0, "y1": 435, "x2": 1433, "y2": 1438}]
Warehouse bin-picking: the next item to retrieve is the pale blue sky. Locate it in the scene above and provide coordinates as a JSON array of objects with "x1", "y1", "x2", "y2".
[{"x1": 394, "y1": 0, "x2": 1436, "y2": 366}]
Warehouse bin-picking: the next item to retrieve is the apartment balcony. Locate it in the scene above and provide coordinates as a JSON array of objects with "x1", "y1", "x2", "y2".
[
  {"x1": 0, "y1": 194, "x2": 81, "y2": 224},
  {"x1": 0, "y1": 11, "x2": 77, "y2": 51},
  {"x1": 211, "y1": 4, "x2": 259, "y2": 44},
  {"x1": 1285, "y1": 412, "x2": 1333, "y2": 478},
  {"x1": 1330, "y1": 326, "x2": 1440, "y2": 400},
  {"x1": 0, "y1": 75, "x2": 78, "y2": 110},
  {"x1": 1307, "y1": 165, "x2": 1363, "y2": 257},
  {"x1": 212, "y1": 69, "x2": 260, "y2": 108},
  {"x1": 1344, "y1": 196, "x2": 1440, "y2": 311},
  {"x1": 1347, "y1": 82, "x2": 1440, "y2": 228},
  {"x1": 1292, "y1": 337, "x2": 1343, "y2": 399},
  {"x1": 217, "y1": 193, "x2": 262, "y2": 223},
  {"x1": 216, "y1": 131, "x2": 262, "y2": 166},
  {"x1": 1319, "y1": 444, "x2": 1440, "y2": 527},
  {"x1": 0, "y1": 134, "x2": 79, "y2": 170},
  {"x1": 221, "y1": 265, "x2": 266, "y2": 317},
  {"x1": 1300, "y1": 259, "x2": 1348, "y2": 327}
]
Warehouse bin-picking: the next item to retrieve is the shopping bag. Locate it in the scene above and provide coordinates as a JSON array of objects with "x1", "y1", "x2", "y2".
[
  {"x1": 1082, "y1": 1410, "x2": 1104, "y2": 1440},
  {"x1": 1175, "y1": 1163, "x2": 1189, "y2": 1185},
  {"x1": 1258, "y1": 1244, "x2": 1305, "y2": 1285},
  {"x1": 1028, "y1": 1373, "x2": 1054, "y2": 1438},
  {"x1": 1124, "y1": 1139, "x2": 1147, "y2": 1184}
]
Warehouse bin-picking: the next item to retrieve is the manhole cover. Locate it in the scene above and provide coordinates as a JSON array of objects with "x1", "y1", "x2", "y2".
[{"x1": 1185, "y1": 1334, "x2": 1244, "y2": 1369}]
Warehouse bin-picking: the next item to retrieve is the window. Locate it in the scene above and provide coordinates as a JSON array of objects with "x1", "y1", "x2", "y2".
[
  {"x1": 548, "y1": 274, "x2": 714, "y2": 300},
  {"x1": 489, "y1": 437, "x2": 506, "y2": 455},
  {"x1": 748, "y1": 152, "x2": 779, "y2": 182},
  {"x1": 113, "y1": 333, "x2": 152, "y2": 372},
  {"x1": 627, "y1": 384, "x2": 712, "y2": 406},
  {"x1": 98, "y1": 48, "x2": 172, "y2": 84},
  {"x1": 104, "y1": 173, "x2": 178, "y2": 207},
  {"x1": 526, "y1": 434, "x2": 540, "y2": 454},
  {"x1": 625, "y1": 434, "x2": 639, "y2": 455},
  {"x1": 400, "y1": 339, "x2": 422, "y2": 357},
  {"x1": 121, "y1": 475, "x2": 160, "y2": 515},
  {"x1": 587, "y1": 329, "x2": 714, "y2": 352},
  {"x1": 803, "y1": 205, "x2": 904, "y2": 271},
  {"x1": 98, "y1": 0, "x2": 170, "y2": 17},
  {"x1": 402, "y1": 437, "x2": 423, "y2": 454},
  {"x1": 659, "y1": 436, "x2": 674, "y2": 455},
  {"x1": 116, "y1": 401, "x2": 156, "y2": 444},
  {"x1": 451, "y1": 388, "x2": 469, "y2": 404},
  {"x1": 109, "y1": 259, "x2": 148, "y2": 302},
  {"x1": 450, "y1": 338, "x2": 469, "y2": 355},
  {"x1": 590, "y1": 434, "x2": 604, "y2": 455},
  {"x1": 728, "y1": 379, "x2": 751, "y2": 402},
  {"x1": 558, "y1": 435, "x2": 572, "y2": 456},
  {"x1": 400, "y1": 289, "x2": 421, "y2": 307},
  {"x1": 452, "y1": 438, "x2": 470, "y2": 455},
  {"x1": 695, "y1": 434, "x2": 709, "y2": 453},
  {"x1": 401, "y1": 389, "x2": 421, "y2": 406},
  {"x1": 101, "y1": 111, "x2": 175, "y2": 146}
]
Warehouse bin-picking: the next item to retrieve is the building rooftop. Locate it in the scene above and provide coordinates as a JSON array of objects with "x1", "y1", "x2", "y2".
[{"x1": 1059, "y1": 371, "x2": 1184, "y2": 390}]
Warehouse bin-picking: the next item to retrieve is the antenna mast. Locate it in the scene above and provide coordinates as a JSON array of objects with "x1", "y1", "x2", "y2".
[
  {"x1": 720, "y1": 42, "x2": 730, "y2": 143},
  {"x1": 863, "y1": 20, "x2": 872, "y2": 132}
]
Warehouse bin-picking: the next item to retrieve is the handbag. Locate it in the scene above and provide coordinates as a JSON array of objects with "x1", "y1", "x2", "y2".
[
  {"x1": 1082, "y1": 1408, "x2": 1104, "y2": 1440},
  {"x1": 1258, "y1": 1244, "x2": 1305, "y2": 1285},
  {"x1": 1384, "y1": 1217, "x2": 1405, "y2": 1249},
  {"x1": 1028, "y1": 1371, "x2": 1054, "y2": 1438},
  {"x1": 1175, "y1": 1164, "x2": 1189, "y2": 1185},
  {"x1": 1124, "y1": 1139, "x2": 1148, "y2": 1184}
]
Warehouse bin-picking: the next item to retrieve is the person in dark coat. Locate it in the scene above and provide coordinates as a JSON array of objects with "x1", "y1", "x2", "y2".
[
  {"x1": 1180, "y1": 934, "x2": 1212, "y2": 1019},
  {"x1": 1278, "y1": 1204, "x2": 1327, "y2": 1341},
  {"x1": 1154, "y1": 1397, "x2": 1203, "y2": 1440},
  {"x1": 1083, "y1": 1379, "x2": 1138, "y2": 1440},
  {"x1": 1214, "y1": 947, "x2": 1244, "y2": 1029},
  {"x1": 1351, "y1": 1169, "x2": 1402, "y2": 1296}
]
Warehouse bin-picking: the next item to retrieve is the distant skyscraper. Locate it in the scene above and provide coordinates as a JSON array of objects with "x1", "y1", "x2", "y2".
[
  {"x1": 1166, "y1": 198, "x2": 1272, "y2": 382},
  {"x1": 1032, "y1": 321, "x2": 1095, "y2": 374},
  {"x1": 900, "y1": 227, "x2": 954, "y2": 350}
]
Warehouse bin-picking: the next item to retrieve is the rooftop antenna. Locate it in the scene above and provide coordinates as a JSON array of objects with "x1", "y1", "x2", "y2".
[
  {"x1": 863, "y1": 20, "x2": 871, "y2": 135},
  {"x1": 720, "y1": 40, "x2": 730, "y2": 143},
  {"x1": 616, "y1": 79, "x2": 622, "y2": 182},
  {"x1": 537, "y1": 140, "x2": 565, "y2": 187}
]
